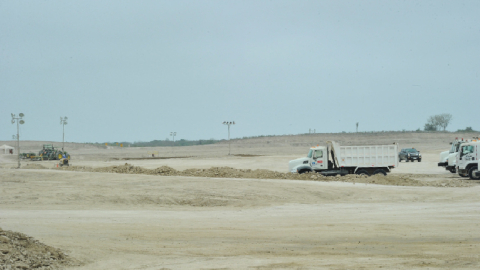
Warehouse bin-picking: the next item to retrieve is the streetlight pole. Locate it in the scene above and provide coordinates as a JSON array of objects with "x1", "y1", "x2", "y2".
[
  {"x1": 60, "y1": 117, "x2": 68, "y2": 151},
  {"x1": 222, "y1": 121, "x2": 235, "y2": 155},
  {"x1": 170, "y1": 132, "x2": 176, "y2": 154},
  {"x1": 11, "y1": 113, "x2": 25, "y2": 169}
]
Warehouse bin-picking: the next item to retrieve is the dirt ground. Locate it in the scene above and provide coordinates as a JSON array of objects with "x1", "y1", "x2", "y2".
[{"x1": 1, "y1": 132, "x2": 479, "y2": 269}]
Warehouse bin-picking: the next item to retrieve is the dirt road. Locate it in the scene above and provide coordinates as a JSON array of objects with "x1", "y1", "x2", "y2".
[{"x1": 1, "y1": 133, "x2": 480, "y2": 269}]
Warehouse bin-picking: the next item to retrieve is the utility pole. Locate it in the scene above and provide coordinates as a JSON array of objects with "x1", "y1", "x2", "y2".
[
  {"x1": 60, "y1": 116, "x2": 68, "y2": 151},
  {"x1": 356, "y1": 122, "x2": 359, "y2": 133},
  {"x1": 11, "y1": 113, "x2": 25, "y2": 169},
  {"x1": 222, "y1": 121, "x2": 235, "y2": 155}
]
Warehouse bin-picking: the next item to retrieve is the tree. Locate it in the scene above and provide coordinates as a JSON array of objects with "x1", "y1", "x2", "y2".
[
  {"x1": 424, "y1": 113, "x2": 453, "y2": 131},
  {"x1": 424, "y1": 122, "x2": 437, "y2": 131},
  {"x1": 436, "y1": 113, "x2": 453, "y2": 131}
]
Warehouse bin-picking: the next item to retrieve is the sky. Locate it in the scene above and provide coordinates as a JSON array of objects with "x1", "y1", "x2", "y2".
[{"x1": 1, "y1": 0, "x2": 479, "y2": 143}]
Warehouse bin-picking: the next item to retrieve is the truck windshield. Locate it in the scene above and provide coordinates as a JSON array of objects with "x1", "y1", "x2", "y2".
[
  {"x1": 307, "y1": 149, "x2": 313, "y2": 158},
  {"x1": 449, "y1": 143, "x2": 456, "y2": 153},
  {"x1": 405, "y1": 149, "x2": 418, "y2": 153}
]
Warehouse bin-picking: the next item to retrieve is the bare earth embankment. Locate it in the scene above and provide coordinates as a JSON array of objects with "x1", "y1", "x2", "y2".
[{"x1": 1, "y1": 132, "x2": 479, "y2": 269}]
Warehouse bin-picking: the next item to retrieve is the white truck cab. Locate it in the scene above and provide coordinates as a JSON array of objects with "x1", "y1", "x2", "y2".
[
  {"x1": 438, "y1": 138, "x2": 468, "y2": 173},
  {"x1": 456, "y1": 140, "x2": 480, "y2": 179}
]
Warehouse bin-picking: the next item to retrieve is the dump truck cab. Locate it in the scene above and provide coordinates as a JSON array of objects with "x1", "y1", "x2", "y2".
[{"x1": 289, "y1": 146, "x2": 329, "y2": 174}]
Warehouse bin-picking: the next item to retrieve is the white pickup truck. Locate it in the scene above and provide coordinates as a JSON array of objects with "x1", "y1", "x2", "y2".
[
  {"x1": 456, "y1": 140, "x2": 480, "y2": 180},
  {"x1": 289, "y1": 141, "x2": 398, "y2": 176}
]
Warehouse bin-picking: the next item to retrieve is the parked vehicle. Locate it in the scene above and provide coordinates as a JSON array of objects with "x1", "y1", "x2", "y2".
[
  {"x1": 398, "y1": 148, "x2": 421, "y2": 162},
  {"x1": 288, "y1": 141, "x2": 398, "y2": 176},
  {"x1": 38, "y1": 144, "x2": 70, "y2": 160},
  {"x1": 456, "y1": 141, "x2": 480, "y2": 180},
  {"x1": 438, "y1": 138, "x2": 469, "y2": 173},
  {"x1": 20, "y1": 152, "x2": 36, "y2": 159}
]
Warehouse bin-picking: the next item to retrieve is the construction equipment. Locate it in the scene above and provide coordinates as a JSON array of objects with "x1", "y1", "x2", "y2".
[
  {"x1": 59, "y1": 157, "x2": 70, "y2": 167},
  {"x1": 289, "y1": 141, "x2": 398, "y2": 176},
  {"x1": 38, "y1": 144, "x2": 70, "y2": 160},
  {"x1": 20, "y1": 153, "x2": 36, "y2": 159}
]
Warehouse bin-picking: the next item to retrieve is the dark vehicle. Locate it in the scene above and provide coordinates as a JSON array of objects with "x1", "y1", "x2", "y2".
[
  {"x1": 38, "y1": 144, "x2": 70, "y2": 160},
  {"x1": 399, "y1": 148, "x2": 422, "y2": 162}
]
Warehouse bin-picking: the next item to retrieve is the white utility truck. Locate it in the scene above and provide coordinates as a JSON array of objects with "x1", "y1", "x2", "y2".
[
  {"x1": 289, "y1": 141, "x2": 398, "y2": 176},
  {"x1": 438, "y1": 138, "x2": 468, "y2": 173},
  {"x1": 456, "y1": 140, "x2": 480, "y2": 180}
]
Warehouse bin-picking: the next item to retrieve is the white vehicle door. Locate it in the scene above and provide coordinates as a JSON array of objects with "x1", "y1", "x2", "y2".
[{"x1": 311, "y1": 148, "x2": 327, "y2": 170}]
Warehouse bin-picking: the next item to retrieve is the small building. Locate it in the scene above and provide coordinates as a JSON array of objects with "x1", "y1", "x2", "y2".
[{"x1": 0, "y1": 144, "x2": 15, "y2": 154}]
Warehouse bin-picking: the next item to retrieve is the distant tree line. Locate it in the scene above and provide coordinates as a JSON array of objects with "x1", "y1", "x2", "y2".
[{"x1": 103, "y1": 138, "x2": 221, "y2": 147}]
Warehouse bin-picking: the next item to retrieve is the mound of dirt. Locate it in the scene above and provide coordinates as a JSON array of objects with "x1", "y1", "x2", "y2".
[
  {"x1": 38, "y1": 164, "x2": 477, "y2": 187},
  {"x1": 0, "y1": 227, "x2": 80, "y2": 269}
]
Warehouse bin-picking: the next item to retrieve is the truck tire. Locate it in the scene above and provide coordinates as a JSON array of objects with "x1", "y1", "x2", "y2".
[
  {"x1": 298, "y1": 169, "x2": 311, "y2": 174},
  {"x1": 356, "y1": 169, "x2": 369, "y2": 176},
  {"x1": 373, "y1": 169, "x2": 387, "y2": 176},
  {"x1": 406, "y1": 159, "x2": 409, "y2": 162},
  {"x1": 468, "y1": 167, "x2": 480, "y2": 180},
  {"x1": 418, "y1": 159, "x2": 422, "y2": 162}
]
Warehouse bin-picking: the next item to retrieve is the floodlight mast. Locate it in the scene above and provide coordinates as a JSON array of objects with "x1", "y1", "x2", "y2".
[
  {"x1": 11, "y1": 113, "x2": 25, "y2": 168},
  {"x1": 222, "y1": 121, "x2": 235, "y2": 155},
  {"x1": 170, "y1": 132, "x2": 176, "y2": 154},
  {"x1": 60, "y1": 117, "x2": 68, "y2": 151}
]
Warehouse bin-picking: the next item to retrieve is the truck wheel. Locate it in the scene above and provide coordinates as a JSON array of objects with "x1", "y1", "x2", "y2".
[
  {"x1": 406, "y1": 159, "x2": 409, "y2": 162},
  {"x1": 468, "y1": 167, "x2": 480, "y2": 180},
  {"x1": 373, "y1": 169, "x2": 387, "y2": 176},
  {"x1": 298, "y1": 169, "x2": 310, "y2": 174},
  {"x1": 356, "y1": 169, "x2": 369, "y2": 176},
  {"x1": 418, "y1": 159, "x2": 421, "y2": 162},
  {"x1": 398, "y1": 158, "x2": 402, "y2": 162}
]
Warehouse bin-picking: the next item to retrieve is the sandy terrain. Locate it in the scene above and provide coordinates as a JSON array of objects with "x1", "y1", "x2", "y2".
[{"x1": 1, "y1": 132, "x2": 479, "y2": 269}]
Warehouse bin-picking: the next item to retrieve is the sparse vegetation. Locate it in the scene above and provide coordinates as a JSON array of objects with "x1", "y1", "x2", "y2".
[
  {"x1": 424, "y1": 113, "x2": 453, "y2": 131},
  {"x1": 456, "y1": 127, "x2": 477, "y2": 132}
]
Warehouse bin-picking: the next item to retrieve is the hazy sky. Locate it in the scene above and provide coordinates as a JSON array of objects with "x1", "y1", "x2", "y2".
[{"x1": 1, "y1": 0, "x2": 479, "y2": 143}]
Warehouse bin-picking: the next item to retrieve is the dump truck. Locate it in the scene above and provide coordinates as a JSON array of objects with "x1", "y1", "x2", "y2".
[{"x1": 289, "y1": 141, "x2": 398, "y2": 176}]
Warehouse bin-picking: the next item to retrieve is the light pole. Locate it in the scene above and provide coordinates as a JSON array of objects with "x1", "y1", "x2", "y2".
[
  {"x1": 60, "y1": 116, "x2": 68, "y2": 151},
  {"x1": 170, "y1": 132, "x2": 176, "y2": 154},
  {"x1": 222, "y1": 121, "x2": 235, "y2": 155},
  {"x1": 11, "y1": 113, "x2": 25, "y2": 169}
]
